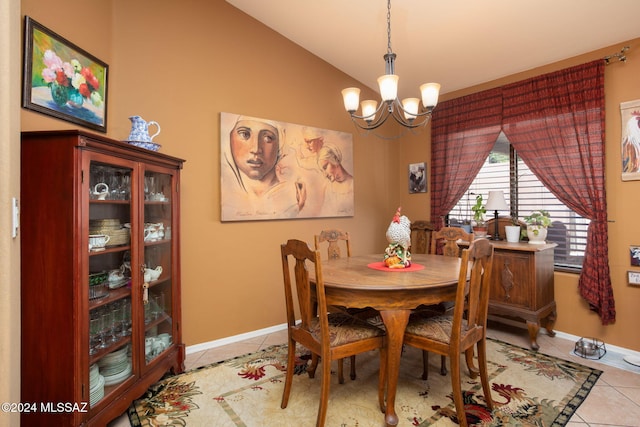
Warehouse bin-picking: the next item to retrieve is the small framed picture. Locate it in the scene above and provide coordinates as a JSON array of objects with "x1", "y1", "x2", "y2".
[
  {"x1": 22, "y1": 16, "x2": 108, "y2": 132},
  {"x1": 408, "y1": 162, "x2": 427, "y2": 194},
  {"x1": 630, "y1": 246, "x2": 640, "y2": 266}
]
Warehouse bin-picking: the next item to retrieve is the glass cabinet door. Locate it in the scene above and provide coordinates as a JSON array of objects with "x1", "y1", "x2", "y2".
[
  {"x1": 87, "y1": 159, "x2": 135, "y2": 409},
  {"x1": 142, "y1": 169, "x2": 175, "y2": 367}
]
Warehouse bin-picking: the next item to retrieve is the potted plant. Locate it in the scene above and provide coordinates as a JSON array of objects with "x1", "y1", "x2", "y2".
[
  {"x1": 504, "y1": 216, "x2": 522, "y2": 243},
  {"x1": 470, "y1": 195, "x2": 487, "y2": 237},
  {"x1": 523, "y1": 210, "x2": 551, "y2": 244}
]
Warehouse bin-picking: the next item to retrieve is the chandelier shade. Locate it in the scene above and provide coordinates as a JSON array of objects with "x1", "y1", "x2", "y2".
[{"x1": 341, "y1": 0, "x2": 440, "y2": 134}]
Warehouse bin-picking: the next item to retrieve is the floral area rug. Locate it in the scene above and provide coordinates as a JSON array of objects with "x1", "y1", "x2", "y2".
[{"x1": 128, "y1": 338, "x2": 601, "y2": 426}]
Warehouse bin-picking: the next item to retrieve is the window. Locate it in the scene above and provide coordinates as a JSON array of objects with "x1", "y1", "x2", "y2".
[{"x1": 448, "y1": 132, "x2": 588, "y2": 271}]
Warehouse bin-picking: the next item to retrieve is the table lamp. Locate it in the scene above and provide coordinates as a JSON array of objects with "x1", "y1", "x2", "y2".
[{"x1": 485, "y1": 190, "x2": 509, "y2": 240}]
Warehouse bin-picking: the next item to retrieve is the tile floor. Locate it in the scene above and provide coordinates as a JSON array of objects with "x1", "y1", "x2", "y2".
[{"x1": 110, "y1": 322, "x2": 640, "y2": 426}]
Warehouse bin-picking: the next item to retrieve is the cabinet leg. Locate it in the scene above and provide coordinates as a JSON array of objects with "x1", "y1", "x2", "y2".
[
  {"x1": 542, "y1": 310, "x2": 557, "y2": 337},
  {"x1": 526, "y1": 321, "x2": 540, "y2": 351}
]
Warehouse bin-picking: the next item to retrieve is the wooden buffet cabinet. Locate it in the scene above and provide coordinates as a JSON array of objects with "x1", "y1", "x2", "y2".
[
  {"x1": 485, "y1": 241, "x2": 557, "y2": 350},
  {"x1": 20, "y1": 130, "x2": 185, "y2": 426}
]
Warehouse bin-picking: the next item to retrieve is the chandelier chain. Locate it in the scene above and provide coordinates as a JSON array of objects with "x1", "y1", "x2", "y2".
[{"x1": 386, "y1": 0, "x2": 392, "y2": 55}]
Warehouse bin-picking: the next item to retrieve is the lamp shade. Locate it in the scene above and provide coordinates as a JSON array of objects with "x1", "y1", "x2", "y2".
[
  {"x1": 420, "y1": 82, "x2": 441, "y2": 109},
  {"x1": 361, "y1": 100, "x2": 378, "y2": 120},
  {"x1": 342, "y1": 88, "x2": 361, "y2": 112},
  {"x1": 378, "y1": 74, "x2": 399, "y2": 101},
  {"x1": 485, "y1": 190, "x2": 509, "y2": 211},
  {"x1": 401, "y1": 98, "x2": 420, "y2": 120}
]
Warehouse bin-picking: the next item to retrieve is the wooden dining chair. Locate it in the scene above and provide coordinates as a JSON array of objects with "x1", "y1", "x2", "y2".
[
  {"x1": 417, "y1": 225, "x2": 474, "y2": 377},
  {"x1": 314, "y1": 229, "x2": 351, "y2": 260},
  {"x1": 430, "y1": 226, "x2": 474, "y2": 257},
  {"x1": 403, "y1": 238, "x2": 495, "y2": 427},
  {"x1": 280, "y1": 239, "x2": 387, "y2": 427},
  {"x1": 410, "y1": 220, "x2": 434, "y2": 255},
  {"x1": 314, "y1": 229, "x2": 376, "y2": 383}
]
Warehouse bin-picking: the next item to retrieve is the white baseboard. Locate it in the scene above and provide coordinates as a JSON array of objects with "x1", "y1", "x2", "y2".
[
  {"x1": 185, "y1": 323, "x2": 288, "y2": 355},
  {"x1": 186, "y1": 323, "x2": 640, "y2": 360},
  {"x1": 552, "y1": 329, "x2": 640, "y2": 359}
]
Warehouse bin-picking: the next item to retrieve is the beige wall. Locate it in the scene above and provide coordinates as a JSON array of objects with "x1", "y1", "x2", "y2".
[
  {"x1": 12, "y1": 4, "x2": 640, "y2": 409},
  {"x1": 1, "y1": 0, "x2": 22, "y2": 424}
]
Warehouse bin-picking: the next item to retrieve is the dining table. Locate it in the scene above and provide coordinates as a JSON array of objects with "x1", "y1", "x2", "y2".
[{"x1": 310, "y1": 253, "x2": 464, "y2": 427}]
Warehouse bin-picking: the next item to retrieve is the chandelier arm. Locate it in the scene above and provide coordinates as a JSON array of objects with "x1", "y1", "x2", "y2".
[
  {"x1": 349, "y1": 107, "x2": 393, "y2": 131},
  {"x1": 394, "y1": 98, "x2": 435, "y2": 118},
  {"x1": 347, "y1": 99, "x2": 388, "y2": 121},
  {"x1": 389, "y1": 109, "x2": 431, "y2": 129}
]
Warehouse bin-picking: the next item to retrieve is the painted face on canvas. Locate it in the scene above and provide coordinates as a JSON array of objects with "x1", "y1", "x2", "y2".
[
  {"x1": 320, "y1": 159, "x2": 344, "y2": 183},
  {"x1": 230, "y1": 119, "x2": 280, "y2": 181}
]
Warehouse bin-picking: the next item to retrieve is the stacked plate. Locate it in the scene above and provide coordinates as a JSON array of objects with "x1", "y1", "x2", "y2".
[
  {"x1": 98, "y1": 346, "x2": 132, "y2": 386},
  {"x1": 89, "y1": 219, "x2": 131, "y2": 247},
  {"x1": 89, "y1": 363, "x2": 105, "y2": 407}
]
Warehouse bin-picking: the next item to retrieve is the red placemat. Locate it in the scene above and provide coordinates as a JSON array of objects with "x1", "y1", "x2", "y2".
[{"x1": 367, "y1": 262, "x2": 425, "y2": 272}]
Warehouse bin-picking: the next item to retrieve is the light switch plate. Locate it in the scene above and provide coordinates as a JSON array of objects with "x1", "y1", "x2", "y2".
[{"x1": 12, "y1": 197, "x2": 18, "y2": 238}]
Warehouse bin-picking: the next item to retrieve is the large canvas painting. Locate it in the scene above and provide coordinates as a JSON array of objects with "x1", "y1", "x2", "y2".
[
  {"x1": 220, "y1": 113, "x2": 354, "y2": 222},
  {"x1": 620, "y1": 99, "x2": 640, "y2": 181}
]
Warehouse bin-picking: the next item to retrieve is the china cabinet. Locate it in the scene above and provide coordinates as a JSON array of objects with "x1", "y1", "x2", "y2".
[{"x1": 20, "y1": 130, "x2": 185, "y2": 426}]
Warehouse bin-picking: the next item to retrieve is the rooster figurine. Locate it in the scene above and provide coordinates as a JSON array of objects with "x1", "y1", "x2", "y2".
[{"x1": 384, "y1": 207, "x2": 412, "y2": 268}]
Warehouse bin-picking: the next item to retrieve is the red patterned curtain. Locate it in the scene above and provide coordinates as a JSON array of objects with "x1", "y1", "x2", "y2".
[
  {"x1": 430, "y1": 88, "x2": 503, "y2": 228},
  {"x1": 502, "y1": 60, "x2": 614, "y2": 324}
]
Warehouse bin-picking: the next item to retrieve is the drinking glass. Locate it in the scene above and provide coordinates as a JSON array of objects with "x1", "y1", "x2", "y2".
[
  {"x1": 89, "y1": 317, "x2": 103, "y2": 355},
  {"x1": 121, "y1": 299, "x2": 132, "y2": 337},
  {"x1": 153, "y1": 293, "x2": 165, "y2": 319},
  {"x1": 112, "y1": 306, "x2": 124, "y2": 337},
  {"x1": 99, "y1": 312, "x2": 112, "y2": 348}
]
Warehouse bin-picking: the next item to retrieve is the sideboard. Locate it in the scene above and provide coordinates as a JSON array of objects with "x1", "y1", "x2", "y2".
[{"x1": 485, "y1": 241, "x2": 557, "y2": 350}]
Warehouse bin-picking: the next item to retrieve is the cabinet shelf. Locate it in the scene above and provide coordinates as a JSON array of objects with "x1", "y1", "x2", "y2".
[{"x1": 89, "y1": 286, "x2": 132, "y2": 310}]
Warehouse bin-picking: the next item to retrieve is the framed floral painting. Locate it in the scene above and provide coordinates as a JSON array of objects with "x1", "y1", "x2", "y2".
[{"x1": 22, "y1": 16, "x2": 108, "y2": 132}]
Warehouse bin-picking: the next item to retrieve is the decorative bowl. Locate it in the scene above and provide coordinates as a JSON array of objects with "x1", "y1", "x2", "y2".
[{"x1": 125, "y1": 140, "x2": 161, "y2": 151}]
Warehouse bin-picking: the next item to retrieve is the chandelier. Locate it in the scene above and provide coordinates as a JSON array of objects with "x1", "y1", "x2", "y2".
[{"x1": 341, "y1": 0, "x2": 440, "y2": 133}]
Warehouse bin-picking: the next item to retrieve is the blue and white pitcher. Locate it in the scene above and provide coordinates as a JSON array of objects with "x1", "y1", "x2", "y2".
[{"x1": 128, "y1": 115, "x2": 161, "y2": 142}]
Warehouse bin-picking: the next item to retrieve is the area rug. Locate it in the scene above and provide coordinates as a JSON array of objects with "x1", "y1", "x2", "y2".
[{"x1": 128, "y1": 338, "x2": 601, "y2": 426}]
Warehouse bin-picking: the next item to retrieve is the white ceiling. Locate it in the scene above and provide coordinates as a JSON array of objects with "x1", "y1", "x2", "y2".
[{"x1": 226, "y1": 0, "x2": 640, "y2": 100}]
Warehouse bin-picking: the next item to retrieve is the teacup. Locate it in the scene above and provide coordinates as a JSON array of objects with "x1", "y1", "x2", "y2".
[
  {"x1": 144, "y1": 266, "x2": 163, "y2": 282},
  {"x1": 153, "y1": 340, "x2": 166, "y2": 355},
  {"x1": 157, "y1": 333, "x2": 171, "y2": 347},
  {"x1": 92, "y1": 183, "x2": 109, "y2": 200},
  {"x1": 108, "y1": 268, "x2": 125, "y2": 282},
  {"x1": 145, "y1": 337, "x2": 154, "y2": 356},
  {"x1": 89, "y1": 234, "x2": 110, "y2": 250},
  {"x1": 144, "y1": 229, "x2": 160, "y2": 242}
]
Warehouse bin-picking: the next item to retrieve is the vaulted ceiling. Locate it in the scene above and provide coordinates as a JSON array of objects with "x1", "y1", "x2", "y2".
[{"x1": 226, "y1": 0, "x2": 640, "y2": 99}]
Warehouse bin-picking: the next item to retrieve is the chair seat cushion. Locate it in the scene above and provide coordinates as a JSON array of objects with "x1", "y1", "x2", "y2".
[
  {"x1": 405, "y1": 314, "x2": 468, "y2": 344},
  {"x1": 309, "y1": 313, "x2": 385, "y2": 346}
]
